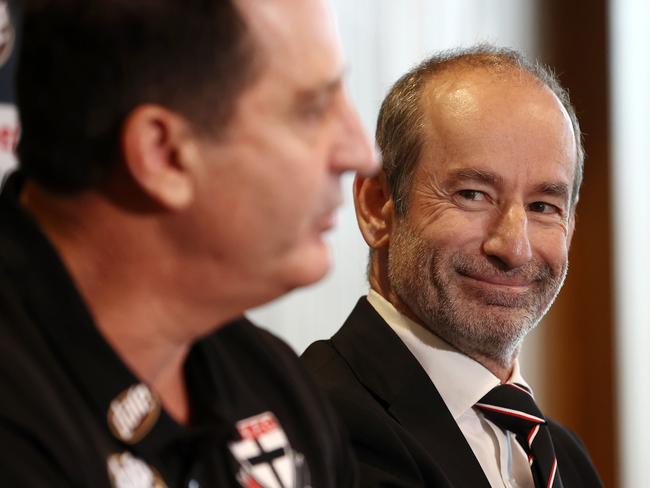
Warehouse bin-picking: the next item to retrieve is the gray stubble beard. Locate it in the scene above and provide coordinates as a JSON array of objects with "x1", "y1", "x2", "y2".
[{"x1": 387, "y1": 221, "x2": 568, "y2": 369}]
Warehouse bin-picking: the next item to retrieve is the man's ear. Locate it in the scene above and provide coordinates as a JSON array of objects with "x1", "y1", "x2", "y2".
[
  {"x1": 121, "y1": 105, "x2": 199, "y2": 210},
  {"x1": 353, "y1": 170, "x2": 394, "y2": 249}
]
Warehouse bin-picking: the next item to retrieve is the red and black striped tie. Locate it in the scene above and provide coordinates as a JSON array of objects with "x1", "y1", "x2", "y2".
[{"x1": 475, "y1": 383, "x2": 563, "y2": 488}]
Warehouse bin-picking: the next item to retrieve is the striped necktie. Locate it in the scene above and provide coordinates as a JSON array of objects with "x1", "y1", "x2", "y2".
[{"x1": 475, "y1": 383, "x2": 563, "y2": 488}]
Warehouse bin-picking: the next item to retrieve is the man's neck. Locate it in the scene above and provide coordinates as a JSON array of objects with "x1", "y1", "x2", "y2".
[
  {"x1": 19, "y1": 183, "x2": 231, "y2": 424},
  {"x1": 471, "y1": 354, "x2": 515, "y2": 383}
]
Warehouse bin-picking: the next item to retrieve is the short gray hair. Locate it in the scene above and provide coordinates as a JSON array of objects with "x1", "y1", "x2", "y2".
[{"x1": 376, "y1": 44, "x2": 584, "y2": 216}]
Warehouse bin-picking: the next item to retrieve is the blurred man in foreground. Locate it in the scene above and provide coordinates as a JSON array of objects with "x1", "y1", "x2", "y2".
[
  {"x1": 303, "y1": 46, "x2": 602, "y2": 487},
  {"x1": 0, "y1": 1, "x2": 376, "y2": 486}
]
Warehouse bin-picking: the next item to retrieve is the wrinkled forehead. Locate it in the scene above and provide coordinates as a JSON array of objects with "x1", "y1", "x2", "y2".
[
  {"x1": 423, "y1": 68, "x2": 562, "y2": 122},
  {"x1": 413, "y1": 68, "x2": 578, "y2": 188},
  {"x1": 419, "y1": 68, "x2": 576, "y2": 159}
]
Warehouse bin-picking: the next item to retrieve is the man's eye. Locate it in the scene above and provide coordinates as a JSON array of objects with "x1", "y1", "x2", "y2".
[
  {"x1": 299, "y1": 95, "x2": 333, "y2": 123},
  {"x1": 302, "y1": 103, "x2": 327, "y2": 120},
  {"x1": 528, "y1": 201, "x2": 559, "y2": 214},
  {"x1": 457, "y1": 189, "x2": 486, "y2": 201}
]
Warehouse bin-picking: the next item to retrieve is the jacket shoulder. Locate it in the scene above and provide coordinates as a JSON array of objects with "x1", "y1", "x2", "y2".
[
  {"x1": 547, "y1": 418, "x2": 603, "y2": 487},
  {"x1": 302, "y1": 340, "x2": 446, "y2": 487}
]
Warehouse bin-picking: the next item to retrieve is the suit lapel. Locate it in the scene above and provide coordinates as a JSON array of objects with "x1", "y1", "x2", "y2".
[{"x1": 332, "y1": 297, "x2": 490, "y2": 487}]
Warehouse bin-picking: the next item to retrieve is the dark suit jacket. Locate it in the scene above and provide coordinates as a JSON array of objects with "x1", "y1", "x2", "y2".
[{"x1": 302, "y1": 297, "x2": 603, "y2": 487}]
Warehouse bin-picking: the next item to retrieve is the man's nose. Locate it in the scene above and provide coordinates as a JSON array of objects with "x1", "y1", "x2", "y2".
[
  {"x1": 331, "y1": 95, "x2": 380, "y2": 177},
  {"x1": 482, "y1": 204, "x2": 533, "y2": 269}
]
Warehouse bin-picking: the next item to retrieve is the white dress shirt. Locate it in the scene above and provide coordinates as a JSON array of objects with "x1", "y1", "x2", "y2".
[{"x1": 367, "y1": 290, "x2": 535, "y2": 488}]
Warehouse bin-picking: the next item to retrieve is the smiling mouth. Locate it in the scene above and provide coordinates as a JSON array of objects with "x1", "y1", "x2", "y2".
[
  {"x1": 457, "y1": 271, "x2": 534, "y2": 292},
  {"x1": 456, "y1": 273, "x2": 536, "y2": 309}
]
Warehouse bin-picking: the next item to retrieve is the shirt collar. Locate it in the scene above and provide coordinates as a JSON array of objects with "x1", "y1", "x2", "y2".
[{"x1": 367, "y1": 289, "x2": 530, "y2": 420}]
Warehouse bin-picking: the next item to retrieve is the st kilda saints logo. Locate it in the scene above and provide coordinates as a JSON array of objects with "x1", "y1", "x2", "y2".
[
  {"x1": 228, "y1": 411, "x2": 311, "y2": 488},
  {"x1": 0, "y1": 0, "x2": 14, "y2": 68}
]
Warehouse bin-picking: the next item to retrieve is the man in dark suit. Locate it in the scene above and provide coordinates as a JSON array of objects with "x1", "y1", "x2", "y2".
[{"x1": 303, "y1": 46, "x2": 603, "y2": 487}]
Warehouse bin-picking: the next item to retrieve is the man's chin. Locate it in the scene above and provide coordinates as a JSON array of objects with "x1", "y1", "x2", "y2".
[
  {"x1": 433, "y1": 307, "x2": 532, "y2": 361},
  {"x1": 458, "y1": 298, "x2": 534, "y2": 323},
  {"x1": 282, "y1": 238, "x2": 332, "y2": 289}
]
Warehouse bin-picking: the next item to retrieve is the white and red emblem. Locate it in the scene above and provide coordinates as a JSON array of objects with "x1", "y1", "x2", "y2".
[
  {"x1": 106, "y1": 451, "x2": 167, "y2": 488},
  {"x1": 228, "y1": 411, "x2": 311, "y2": 488}
]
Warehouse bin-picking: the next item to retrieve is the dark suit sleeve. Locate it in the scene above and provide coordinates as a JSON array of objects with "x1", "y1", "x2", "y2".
[
  {"x1": 324, "y1": 391, "x2": 432, "y2": 487},
  {"x1": 547, "y1": 420, "x2": 604, "y2": 487},
  {"x1": 302, "y1": 341, "x2": 449, "y2": 488}
]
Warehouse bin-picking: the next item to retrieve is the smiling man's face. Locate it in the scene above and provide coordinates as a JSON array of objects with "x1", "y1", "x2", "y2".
[{"x1": 387, "y1": 68, "x2": 577, "y2": 368}]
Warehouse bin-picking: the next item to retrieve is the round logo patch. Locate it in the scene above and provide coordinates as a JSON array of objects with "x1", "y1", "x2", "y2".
[
  {"x1": 108, "y1": 383, "x2": 161, "y2": 444},
  {"x1": 107, "y1": 452, "x2": 168, "y2": 488}
]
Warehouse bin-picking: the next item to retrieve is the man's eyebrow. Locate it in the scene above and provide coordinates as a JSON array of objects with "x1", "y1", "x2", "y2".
[
  {"x1": 446, "y1": 168, "x2": 503, "y2": 187},
  {"x1": 533, "y1": 182, "x2": 570, "y2": 202},
  {"x1": 295, "y1": 71, "x2": 346, "y2": 103},
  {"x1": 446, "y1": 169, "x2": 571, "y2": 201}
]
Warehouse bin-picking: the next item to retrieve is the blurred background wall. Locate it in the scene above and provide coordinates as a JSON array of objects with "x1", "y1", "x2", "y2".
[
  {"x1": 609, "y1": 1, "x2": 650, "y2": 487},
  {"x1": 1, "y1": 1, "x2": 648, "y2": 486}
]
